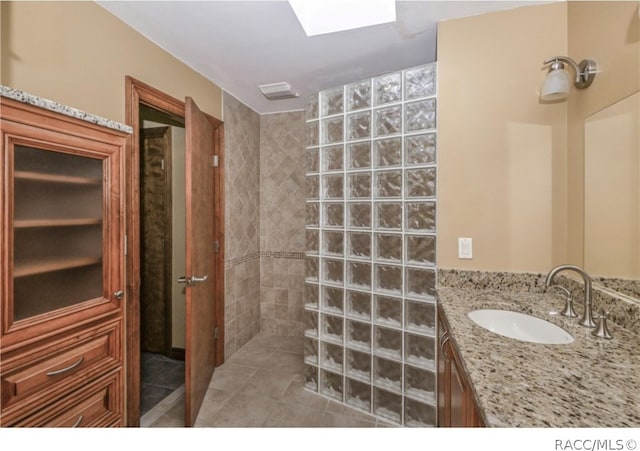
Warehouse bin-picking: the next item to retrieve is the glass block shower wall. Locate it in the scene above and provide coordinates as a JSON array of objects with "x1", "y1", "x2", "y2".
[{"x1": 303, "y1": 63, "x2": 438, "y2": 427}]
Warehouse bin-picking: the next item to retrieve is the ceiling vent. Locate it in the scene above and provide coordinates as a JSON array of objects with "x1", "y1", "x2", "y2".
[{"x1": 258, "y1": 82, "x2": 299, "y2": 101}]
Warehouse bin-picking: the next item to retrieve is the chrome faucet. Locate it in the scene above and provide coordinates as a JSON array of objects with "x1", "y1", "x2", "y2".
[{"x1": 544, "y1": 264, "x2": 596, "y2": 328}]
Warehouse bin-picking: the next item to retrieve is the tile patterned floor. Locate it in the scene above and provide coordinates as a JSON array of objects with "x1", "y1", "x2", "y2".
[
  {"x1": 141, "y1": 352, "x2": 185, "y2": 416},
  {"x1": 147, "y1": 333, "x2": 396, "y2": 427}
]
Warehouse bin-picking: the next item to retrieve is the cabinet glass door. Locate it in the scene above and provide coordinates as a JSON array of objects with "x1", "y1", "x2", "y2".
[{"x1": 12, "y1": 145, "x2": 104, "y2": 321}]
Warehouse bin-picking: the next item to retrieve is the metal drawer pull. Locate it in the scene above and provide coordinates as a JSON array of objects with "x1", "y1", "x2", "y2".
[
  {"x1": 46, "y1": 356, "x2": 84, "y2": 377},
  {"x1": 71, "y1": 415, "x2": 83, "y2": 428}
]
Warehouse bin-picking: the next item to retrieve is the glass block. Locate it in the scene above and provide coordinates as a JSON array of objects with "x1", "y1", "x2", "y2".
[
  {"x1": 346, "y1": 319, "x2": 371, "y2": 351},
  {"x1": 321, "y1": 87, "x2": 344, "y2": 117},
  {"x1": 304, "y1": 364, "x2": 318, "y2": 391},
  {"x1": 404, "y1": 99, "x2": 437, "y2": 133},
  {"x1": 374, "y1": 356, "x2": 402, "y2": 393},
  {"x1": 405, "y1": 133, "x2": 436, "y2": 166},
  {"x1": 374, "y1": 295, "x2": 402, "y2": 328},
  {"x1": 304, "y1": 311, "x2": 319, "y2": 337},
  {"x1": 347, "y1": 261, "x2": 371, "y2": 289},
  {"x1": 374, "y1": 325, "x2": 402, "y2": 360},
  {"x1": 322, "y1": 258, "x2": 344, "y2": 285},
  {"x1": 375, "y1": 203, "x2": 402, "y2": 230},
  {"x1": 346, "y1": 348, "x2": 372, "y2": 381},
  {"x1": 306, "y1": 175, "x2": 319, "y2": 200},
  {"x1": 405, "y1": 300, "x2": 436, "y2": 335},
  {"x1": 346, "y1": 378, "x2": 372, "y2": 411},
  {"x1": 323, "y1": 230, "x2": 344, "y2": 256},
  {"x1": 321, "y1": 286, "x2": 344, "y2": 314},
  {"x1": 321, "y1": 341, "x2": 344, "y2": 373},
  {"x1": 321, "y1": 117, "x2": 344, "y2": 144},
  {"x1": 348, "y1": 232, "x2": 371, "y2": 259},
  {"x1": 405, "y1": 202, "x2": 436, "y2": 232},
  {"x1": 405, "y1": 267, "x2": 436, "y2": 300},
  {"x1": 304, "y1": 337, "x2": 318, "y2": 364},
  {"x1": 322, "y1": 145, "x2": 343, "y2": 172},
  {"x1": 406, "y1": 168, "x2": 436, "y2": 198},
  {"x1": 306, "y1": 202, "x2": 319, "y2": 226},
  {"x1": 404, "y1": 64, "x2": 436, "y2": 100},
  {"x1": 347, "y1": 290, "x2": 371, "y2": 321},
  {"x1": 375, "y1": 233, "x2": 402, "y2": 262},
  {"x1": 322, "y1": 174, "x2": 344, "y2": 199},
  {"x1": 348, "y1": 202, "x2": 371, "y2": 229},
  {"x1": 375, "y1": 105, "x2": 402, "y2": 136},
  {"x1": 304, "y1": 283, "x2": 319, "y2": 309},
  {"x1": 375, "y1": 264, "x2": 402, "y2": 295},
  {"x1": 347, "y1": 111, "x2": 371, "y2": 141},
  {"x1": 405, "y1": 398, "x2": 436, "y2": 427},
  {"x1": 320, "y1": 369, "x2": 343, "y2": 401},
  {"x1": 306, "y1": 229, "x2": 319, "y2": 254},
  {"x1": 404, "y1": 333, "x2": 435, "y2": 369},
  {"x1": 347, "y1": 142, "x2": 371, "y2": 169},
  {"x1": 404, "y1": 365, "x2": 436, "y2": 404},
  {"x1": 323, "y1": 203, "x2": 344, "y2": 228},
  {"x1": 375, "y1": 138, "x2": 402, "y2": 167},
  {"x1": 348, "y1": 173, "x2": 371, "y2": 199},
  {"x1": 374, "y1": 72, "x2": 402, "y2": 105},
  {"x1": 375, "y1": 170, "x2": 402, "y2": 198},
  {"x1": 305, "y1": 257, "x2": 318, "y2": 282},
  {"x1": 373, "y1": 387, "x2": 402, "y2": 423},
  {"x1": 306, "y1": 121, "x2": 319, "y2": 147},
  {"x1": 347, "y1": 79, "x2": 372, "y2": 111},
  {"x1": 405, "y1": 235, "x2": 436, "y2": 266},
  {"x1": 306, "y1": 148, "x2": 319, "y2": 173},
  {"x1": 305, "y1": 94, "x2": 319, "y2": 120},
  {"x1": 321, "y1": 313, "x2": 344, "y2": 343}
]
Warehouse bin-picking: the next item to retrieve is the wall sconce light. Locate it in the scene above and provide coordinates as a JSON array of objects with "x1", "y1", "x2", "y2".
[{"x1": 540, "y1": 56, "x2": 597, "y2": 101}]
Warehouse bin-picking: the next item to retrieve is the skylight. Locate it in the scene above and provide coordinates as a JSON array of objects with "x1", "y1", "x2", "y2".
[{"x1": 288, "y1": 0, "x2": 396, "y2": 37}]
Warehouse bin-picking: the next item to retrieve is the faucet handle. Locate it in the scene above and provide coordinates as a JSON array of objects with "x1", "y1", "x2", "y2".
[
  {"x1": 591, "y1": 310, "x2": 613, "y2": 340},
  {"x1": 548, "y1": 285, "x2": 578, "y2": 318}
]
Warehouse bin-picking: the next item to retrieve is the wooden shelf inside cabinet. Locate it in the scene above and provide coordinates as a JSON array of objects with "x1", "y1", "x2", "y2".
[
  {"x1": 14, "y1": 218, "x2": 102, "y2": 228},
  {"x1": 14, "y1": 257, "x2": 102, "y2": 278},
  {"x1": 14, "y1": 171, "x2": 102, "y2": 186}
]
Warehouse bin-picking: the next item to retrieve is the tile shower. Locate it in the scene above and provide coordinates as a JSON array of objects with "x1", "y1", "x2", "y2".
[{"x1": 303, "y1": 63, "x2": 438, "y2": 426}]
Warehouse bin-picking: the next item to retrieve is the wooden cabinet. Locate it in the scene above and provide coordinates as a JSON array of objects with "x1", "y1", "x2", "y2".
[
  {"x1": 1, "y1": 96, "x2": 127, "y2": 426},
  {"x1": 437, "y1": 305, "x2": 484, "y2": 427}
]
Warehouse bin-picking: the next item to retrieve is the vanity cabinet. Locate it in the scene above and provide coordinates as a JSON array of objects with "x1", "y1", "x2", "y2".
[
  {"x1": 0, "y1": 96, "x2": 127, "y2": 426},
  {"x1": 437, "y1": 304, "x2": 484, "y2": 427}
]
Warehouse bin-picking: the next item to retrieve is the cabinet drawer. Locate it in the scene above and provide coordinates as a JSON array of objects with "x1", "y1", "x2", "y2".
[
  {"x1": 12, "y1": 369, "x2": 122, "y2": 427},
  {"x1": 1, "y1": 321, "x2": 121, "y2": 414}
]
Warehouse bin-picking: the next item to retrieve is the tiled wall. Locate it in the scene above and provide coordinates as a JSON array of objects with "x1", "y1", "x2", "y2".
[
  {"x1": 223, "y1": 92, "x2": 261, "y2": 357},
  {"x1": 303, "y1": 64, "x2": 438, "y2": 426},
  {"x1": 259, "y1": 112, "x2": 306, "y2": 336}
]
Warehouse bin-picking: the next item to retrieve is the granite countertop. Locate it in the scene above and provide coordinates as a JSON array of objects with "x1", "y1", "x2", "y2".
[{"x1": 437, "y1": 286, "x2": 640, "y2": 427}]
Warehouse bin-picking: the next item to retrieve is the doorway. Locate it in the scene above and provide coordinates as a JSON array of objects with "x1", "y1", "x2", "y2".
[
  {"x1": 124, "y1": 77, "x2": 225, "y2": 427},
  {"x1": 139, "y1": 105, "x2": 187, "y2": 417}
]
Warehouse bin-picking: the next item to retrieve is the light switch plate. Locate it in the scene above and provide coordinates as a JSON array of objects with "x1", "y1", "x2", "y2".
[{"x1": 458, "y1": 237, "x2": 473, "y2": 259}]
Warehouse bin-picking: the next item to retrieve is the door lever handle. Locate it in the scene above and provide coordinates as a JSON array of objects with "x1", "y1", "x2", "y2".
[{"x1": 178, "y1": 275, "x2": 208, "y2": 287}]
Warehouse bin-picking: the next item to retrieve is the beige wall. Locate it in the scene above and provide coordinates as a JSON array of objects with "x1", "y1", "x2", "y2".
[
  {"x1": 1, "y1": 1, "x2": 222, "y2": 122},
  {"x1": 566, "y1": 1, "x2": 640, "y2": 271},
  {"x1": 437, "y1": 3, "x2": 568, "y2": 272}
]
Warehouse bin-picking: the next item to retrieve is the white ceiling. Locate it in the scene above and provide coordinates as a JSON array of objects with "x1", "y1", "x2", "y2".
[{"x1": 98, "y1": 0, "x2": 552, "y2": 114}]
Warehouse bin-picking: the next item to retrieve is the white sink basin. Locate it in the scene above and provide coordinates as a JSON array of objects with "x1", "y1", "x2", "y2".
[{"x1": 468, "y1": 309, "x2": 574, "y2": 344}]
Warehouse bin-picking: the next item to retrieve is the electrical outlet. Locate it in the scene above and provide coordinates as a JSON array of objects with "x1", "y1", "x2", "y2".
[{"x1": 458, "y1": 237, "x2": 473, "y2": 259}]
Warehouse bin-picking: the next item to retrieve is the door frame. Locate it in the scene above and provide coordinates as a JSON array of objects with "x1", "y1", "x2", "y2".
[{"x1": 124, "y1": 77, "x2": 225, "y2": 426}]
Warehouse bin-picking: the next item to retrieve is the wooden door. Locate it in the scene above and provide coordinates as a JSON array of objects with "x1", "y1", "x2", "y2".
[{"x1": 184, "y1": 97, "x2": 217, "y2": 427}]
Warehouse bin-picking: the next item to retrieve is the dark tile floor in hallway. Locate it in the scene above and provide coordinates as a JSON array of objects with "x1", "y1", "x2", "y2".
[
  {"x1": 141, "y1": 352, "x2": 185, "y2": 416},
  {"x1": 146, "y1": 333, "x2": 396, "y2": 427}
]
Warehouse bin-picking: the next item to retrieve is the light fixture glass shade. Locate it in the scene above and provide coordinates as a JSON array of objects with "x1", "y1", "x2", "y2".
[{"x1": 540, "y1": 68, "x2": 571, "y2": 101}]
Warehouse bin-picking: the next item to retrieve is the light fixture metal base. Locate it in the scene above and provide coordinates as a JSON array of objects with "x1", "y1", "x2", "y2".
[{"x1": 576, "y1": 59, "x2": 597, "y2": 89}]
